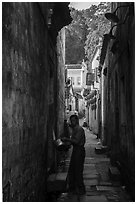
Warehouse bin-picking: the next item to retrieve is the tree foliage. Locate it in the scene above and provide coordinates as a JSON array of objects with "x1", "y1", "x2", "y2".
[
  {"x1": 65, "y1": 8, "x2": 88, "y2": 64},
  {"x1": 84, "y1": 2, "x2": 111, "y2": 65},
  {"x1": 65, "y1": 2, "x2": 111, "y2": 65}
]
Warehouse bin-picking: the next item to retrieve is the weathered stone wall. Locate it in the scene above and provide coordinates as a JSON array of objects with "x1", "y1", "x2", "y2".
[
  {"x1": 56, "y1": 28, "x2": 65, "y2": 138},
  {"x1": 2, "y1": 2, "x2": 72, "y2": 201},
  {"x1": 105, "y1": 2, "x2": 135, "y2": 199},
  {"x1": 2, "y1": 2, "x2": 70, "y2": 201}
]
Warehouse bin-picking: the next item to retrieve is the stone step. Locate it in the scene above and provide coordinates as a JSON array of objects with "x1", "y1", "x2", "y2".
[
  {"x1": 99, "y1": 181, "x2": 112, "y2": 186},
  {"x1": 84, "y1": 179, "x2": 98, "y2": 186},
  {"x1": 96, "y1": 185, "x2": 119, "y2": 191},
  {"x1": 79, "y1": 195, "x2": 108, "y2": 202}
]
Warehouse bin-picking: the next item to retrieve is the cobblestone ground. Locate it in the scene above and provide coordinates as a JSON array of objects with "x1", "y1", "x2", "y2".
[{"x1": 57, "y1": 119, "x2": 132, "y2": 202}]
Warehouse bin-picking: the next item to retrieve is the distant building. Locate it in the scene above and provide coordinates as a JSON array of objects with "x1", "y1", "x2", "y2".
[
  {"x1": 65, "y1": 61, "x2": 87, "y2": 115},
  {"x1": 84, "y1": 45, "x2": 101, "y2": 135}
]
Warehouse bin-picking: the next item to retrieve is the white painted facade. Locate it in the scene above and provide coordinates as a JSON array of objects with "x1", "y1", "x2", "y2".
[
  {"x1": 87, "y1": 46, "x2": 101, "y2": 134},
  {"x1": 66, "y1": 61, "x2": 87, "y2": 114}
]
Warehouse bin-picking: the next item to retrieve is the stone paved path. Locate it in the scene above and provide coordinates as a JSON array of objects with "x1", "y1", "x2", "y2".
[{"x1": 57, "y1": 123, "x2": 132, "y2": 202}]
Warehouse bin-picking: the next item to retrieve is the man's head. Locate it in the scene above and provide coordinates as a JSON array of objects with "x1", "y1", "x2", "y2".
[{"x1": 70, "y1": 114, "x2": 79, "y2": 128}]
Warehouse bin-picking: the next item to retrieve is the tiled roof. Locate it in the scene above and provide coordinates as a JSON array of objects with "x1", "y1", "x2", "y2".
[{"x1": 65, "y1": 64, "x2": 82, "y2": 69}]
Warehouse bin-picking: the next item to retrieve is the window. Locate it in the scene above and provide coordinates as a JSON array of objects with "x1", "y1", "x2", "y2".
[{"x1": 77, "y1": 77, "x2": 81, "y2": 85}]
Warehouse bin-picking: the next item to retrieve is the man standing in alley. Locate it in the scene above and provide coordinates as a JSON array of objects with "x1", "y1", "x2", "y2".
[{"x1": 62, "y1": 114, "x2": 86, "y2": 196}]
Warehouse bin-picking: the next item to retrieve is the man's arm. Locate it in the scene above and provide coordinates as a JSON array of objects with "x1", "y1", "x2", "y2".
[{"x1": 62, "y1": 127, "x2": 84, "y2": 145}]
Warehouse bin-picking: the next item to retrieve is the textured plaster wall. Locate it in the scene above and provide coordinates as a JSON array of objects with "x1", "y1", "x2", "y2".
[
  {"x1": 2, "y1": 2, "x2": 50, "y2": 201},
  {"x1": 56, "y1": 28, "x2": 65, "y2": 138},
  {"x1": 106, "y1": 2, "x2": 135, "y2": 199}
]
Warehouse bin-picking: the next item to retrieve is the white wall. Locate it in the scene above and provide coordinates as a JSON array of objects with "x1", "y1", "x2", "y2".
[
  {"x1": 92, "y1": 49, "x2": 100, "y2": 69},
  {"x1": 67, "y1": 69, "x2": 82, "y2": 89}
]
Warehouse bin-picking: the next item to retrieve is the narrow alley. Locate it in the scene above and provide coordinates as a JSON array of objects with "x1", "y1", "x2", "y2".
[
  {"x1": 2, "y1": 2, "x2": 135, "y2": 202},
  {"x1": 47, "y1": 119, "x2": 132, "y2": 202}
]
